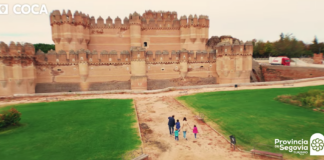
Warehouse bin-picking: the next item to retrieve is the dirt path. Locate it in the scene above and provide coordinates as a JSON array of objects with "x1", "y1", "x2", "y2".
[{"x1": 135, "y1": 96, "x2": 257, "y2": 160}]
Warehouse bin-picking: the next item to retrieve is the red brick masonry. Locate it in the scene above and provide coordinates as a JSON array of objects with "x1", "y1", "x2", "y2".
[{"x1": 261, "y1": 65, "x2": 324, "y2": 81}]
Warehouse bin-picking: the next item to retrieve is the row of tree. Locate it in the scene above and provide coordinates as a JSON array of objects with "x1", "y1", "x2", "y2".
[{"x1": 253, "y1": 33, "x2": 324, "y2": 58}]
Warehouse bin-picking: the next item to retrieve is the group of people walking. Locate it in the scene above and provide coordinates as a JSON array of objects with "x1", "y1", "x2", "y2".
[{"x1": 168, "y1": 115, "x2": 198, "y2": 141}]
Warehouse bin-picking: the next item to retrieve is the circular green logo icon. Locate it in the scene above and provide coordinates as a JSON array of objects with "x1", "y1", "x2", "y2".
[{"x1": 311, "y1": 138, "x2": 324, "y2": 152}]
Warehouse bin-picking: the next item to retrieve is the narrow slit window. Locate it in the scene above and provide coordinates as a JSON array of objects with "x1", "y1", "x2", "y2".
[{"x1": 144, "y1": 42, "x2": 148, "y2": 47}]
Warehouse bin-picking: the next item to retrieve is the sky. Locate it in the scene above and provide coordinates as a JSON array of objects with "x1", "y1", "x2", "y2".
[{"x1": 0, "y1": 0, "x2": 323, "y2": 45}]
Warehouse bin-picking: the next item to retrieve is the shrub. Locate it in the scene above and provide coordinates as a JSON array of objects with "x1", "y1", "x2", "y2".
[
  {"x1": 0, "y1": 108, "x2": 22, "y2": 128},
  {"x1": 276, "y1": 90, "x2": 324, "y2": 109}
]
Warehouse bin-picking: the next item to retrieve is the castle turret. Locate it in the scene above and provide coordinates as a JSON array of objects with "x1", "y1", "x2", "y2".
[
  {"x1": 130, "y1": 47, "x2": 147, "y2": 90},
  {"x1": 179, "y1": 49, "x2": 189, "y2": 79},
  {"x1": 180, "y1": 13, "x2": 209, "y2": 51},
  {"x1": 215, "y1": 36, "x2": 253, "y2": 84},
  {"x1": 106, "y1": 16, "x2": 113, "y2": 27},
  {"x1": 124, "y1": 17, "x2": 129, "y2": 26},
  {"x1": 90, "y1": 16, "x2": 95, "y2": 26},
  {"x1": 50, "y1": 10, "x2": 90, "y2": 53},
  {"x1": 50, "y1": 10, "x2": 62, "y2": 48},
  {"x1": 129, "y1": 12, "x2": 141, "y2": 47},
  {"x1": 156, "y1": 11, "x2": 162, "y2": 19},
  {"x1": 171, "y1": 11, "x2": 177, "y2": 20},
  {"x1": 97, "y1": 16, "x2": 104, "y2": 27},
  {"x1": 115, "y1": 16, "x2": 121, "y2": 27},
  {"x1": 0, "y1": 42, "x2": 35, "y2": 97},
  {"x1": 162, "y1": 11, "x2": 168, "y2": 20}
]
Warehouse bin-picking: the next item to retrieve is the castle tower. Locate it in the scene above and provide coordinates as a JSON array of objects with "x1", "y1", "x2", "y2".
[
  {"x1": 180, "y1": 15, "x2": 209, "y2": 51},
  {"x1": 215, "y1": 36, "x2": 253, "y2": 84},
  {"x1": 129, "y1": 12, "x2": 142, "y2": 47},
  {"x1": 130, "y1": 47, "x2": 147, "y2": 90},
  {"x1": 50, "y1": 10, "x2": 90, "y2": 53},
  {"x1": 0, "y1": 42, "x2": 35, "y2": 97}
]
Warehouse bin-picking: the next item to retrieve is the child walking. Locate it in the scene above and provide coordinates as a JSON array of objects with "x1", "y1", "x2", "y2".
[
  {"x1": 193, "y1": 125, "x2": 198, "y2": 139},
  {"x1": 176, "y1": 119, "x2": 181, "y2": 132},
  {"x1": 174, "y1": 128, "x2": 179, "y2": 141}
]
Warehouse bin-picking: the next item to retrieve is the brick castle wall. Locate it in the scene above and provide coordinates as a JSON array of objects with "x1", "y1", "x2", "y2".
[
  {"x1": 36, "y1": 81, "x2": 131, "y2": 93},
  {"x1": 261, "y1": 65, "x2": 324, "y2": 81},
  {"x1": 148, "y1": 77, "x2": 215, "y2": 90},
  {"x1": 313, "y1": 53, "x2": 323, "y2": 64}
]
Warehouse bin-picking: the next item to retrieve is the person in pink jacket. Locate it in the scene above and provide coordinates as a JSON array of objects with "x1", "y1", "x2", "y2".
[{"x1": 193, "y1": 125, "x2": 198, "y2": 139}]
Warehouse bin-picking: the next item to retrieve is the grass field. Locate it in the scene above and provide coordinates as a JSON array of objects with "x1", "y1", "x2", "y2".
[
  {"x1": 0, "y1": 99, "x2": 141, "y2": 160},
  {"x1": 178, "y1": 85, "x2": 324, "y2": 158}
]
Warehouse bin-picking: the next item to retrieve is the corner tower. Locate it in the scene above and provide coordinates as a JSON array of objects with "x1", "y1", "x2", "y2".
[
  {"x1": 50, "y1": 10, "x2": 90, "y2": 52},
  {"x1": 215, "y1": 36, "x2": 253, "y2": 84}
]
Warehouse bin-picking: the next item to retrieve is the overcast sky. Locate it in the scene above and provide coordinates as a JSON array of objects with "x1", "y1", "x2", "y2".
[{"x1": 0, "y1": 0, "x2": 323, "y2": 44}]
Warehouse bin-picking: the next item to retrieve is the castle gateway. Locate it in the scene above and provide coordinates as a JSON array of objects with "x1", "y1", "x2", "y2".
[{"x1": 0, "y1": 10, "x2": 252, "y2": 96}]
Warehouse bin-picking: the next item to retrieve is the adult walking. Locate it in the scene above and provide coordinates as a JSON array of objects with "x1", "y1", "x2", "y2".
[
  {"x1": 168, "y1": 115, "x2": 175, "y2": 135},
  {"x1": 182, "y1": 117, "x2": 189, "y2": 140}
]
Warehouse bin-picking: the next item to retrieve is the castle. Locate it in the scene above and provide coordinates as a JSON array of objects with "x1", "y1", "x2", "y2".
[{"x1": 0, "y1": 10, "x2": 253, "y2": 97}]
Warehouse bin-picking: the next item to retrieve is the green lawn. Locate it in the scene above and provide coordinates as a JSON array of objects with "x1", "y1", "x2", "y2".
[
  {"x1": 0, "y1": 99, "x2": 141, "y2": 160},
  {"x1": 178, "y1": 85, "x2": 324, "y2": 159}
]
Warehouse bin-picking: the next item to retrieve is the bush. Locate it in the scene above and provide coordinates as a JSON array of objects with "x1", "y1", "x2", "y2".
[
  {"x1": 276, "y1": 89, "x2": 324, "y2": 109},
  {"x1": 0, "y1": 108, "x2": 22, "y2": 128}
]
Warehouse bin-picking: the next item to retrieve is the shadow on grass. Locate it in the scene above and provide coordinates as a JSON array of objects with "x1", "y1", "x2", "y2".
[{"x1": 0, "y1": 123, "x2": 27, "y2": 135}]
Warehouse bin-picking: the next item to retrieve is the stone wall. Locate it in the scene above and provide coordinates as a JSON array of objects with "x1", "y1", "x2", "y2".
[
  {"x1": 313, "y1": 53, "x2": 323, "y2": 64},
  {"x1": 250, "y1": 60, "x2": 263, "y2": 82},
  {"x1": 36, "y1": 81, "x2": 131, "y2": 93},
  {"x1": 35, "y1": 77, "x2": 216, "y2": 93},
  {"x1": 147, "y1": 77, "x2": 216, "y2": 90},
  {"x1": 36, "y1": 83, "x2": 82, "y2": 93},
  {"x1": 261, "y1": 65, "x2": 324, "y2": 81}
]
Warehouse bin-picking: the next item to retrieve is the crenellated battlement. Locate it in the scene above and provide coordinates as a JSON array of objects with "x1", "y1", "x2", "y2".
[
  {"x1": 214, "y1": 40, "x2": 253, "y2": 57},
  {"x1": 0, "y1": 41, "x2": 35, "y2": 57},
  {"x1": 50, "y1": 9, "x2": 209, "y2": 29},
  {"x1": 34, "y1": 48, "x2": 216, "y2": 65},
  {"x1": 179, "y1": 14, "x2": 209, "y2": 28},
  {"x1": 50, "y1": 9, "x2": 209, "y2": 52},
  {"x1": 50, "y1": 10, "x2": 91, "y2": 27}
]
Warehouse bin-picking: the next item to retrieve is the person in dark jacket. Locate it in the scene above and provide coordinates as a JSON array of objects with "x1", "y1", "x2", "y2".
[
  {"x1": 168, "y1": 115, "x2": 175, "y2": 135},
  {"x1": 176, "y1": 119, "x2": 181, "y2": 132}
]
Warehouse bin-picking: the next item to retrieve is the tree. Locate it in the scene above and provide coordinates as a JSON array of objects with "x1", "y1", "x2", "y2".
[
  {"x1": 33, "y1": 43, "x2": 55, "y2": 54},
  {"x1": 280, "y1": 33, "x2": 284, "y2": 41},
  {"x1": 272, "y1": 33, "x2": 306, "y2": 58},
  {"x1": 309, "y1": 36, "x2": 324, "y2": 54}
]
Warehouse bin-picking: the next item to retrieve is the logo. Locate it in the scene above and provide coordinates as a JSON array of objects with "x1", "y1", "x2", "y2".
[
  {"x1": 274, "y1": 139, "x2": 308, "y2": 155},
  {"x1": 0, "y1": 4, "x2": 47, "y2": 15},
  {"x1": 0, "y1": 4, "x2": 9, "y2": 15},
  {"x1": 274, "y1": 133, "x2": 324, "y2": 156},
  {"x1": 13, "y1": 4, "x2": 48, "y2": 15},
  {"x1": 310, "y1": 133, "x2": 324, "y2": 156}
]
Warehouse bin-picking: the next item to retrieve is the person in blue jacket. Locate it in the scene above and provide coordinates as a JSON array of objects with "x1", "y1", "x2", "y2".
[
  {"x1": 168, "y1": 115, "x2": 175, "y2": 135},
  {"x1": 176, "y1": 119, "x2": 181, "y2": 132}
]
